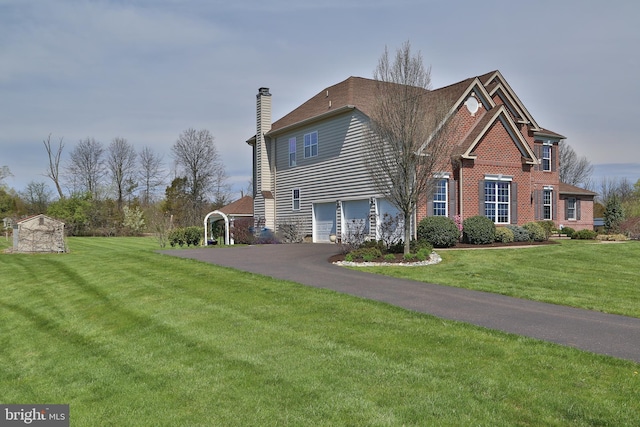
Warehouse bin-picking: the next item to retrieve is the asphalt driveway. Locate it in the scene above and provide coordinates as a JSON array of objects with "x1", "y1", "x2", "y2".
[{"x1": 162, "y1": 243, "x2": 640, "y2": 364}]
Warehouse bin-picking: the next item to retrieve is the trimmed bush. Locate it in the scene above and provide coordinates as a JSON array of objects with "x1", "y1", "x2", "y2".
[
  {"x1": 572, "y1": 229, "x2": 597, "y2": 240},
  {"x1": 505, "y1": 225, "x2": 529, "y2": 242},
  {"x1": 522, "y1": 222, "x2": 546, "y2": 242},
  {"x1": 417, "y1": 216, "x2": 460, "y2": 248},
  {"x1": 596, "y1": 234, "x2": 628, "y2": 241},
  {"x1": 561, "y1": 226, "x2": 575, "y2": 238},
  {"x1": 537, "y1": 220, "x2": 555, "y2": 240},
  {"x1": 495, "y1": 227, "x2": 514, "y2": 243},
  {"x1": 410, "y1": 239, "x2": 433, "y2": 255},
  {"x1": 463, "y1": 216, "x2": 496, "y2": 245},
  {"x1": 384, "y1": 253, "x2": 396, "y2": 262}
]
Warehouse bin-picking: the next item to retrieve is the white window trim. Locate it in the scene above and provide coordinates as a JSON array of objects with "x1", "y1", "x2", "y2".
[
  {"x1": 433, "y1": 178, "x2": 448, "y2": 217},
  {"x1": 288, "y1": 137, "x2": 296, "y2": 167},
  {"x1": 484, "y1": 174, "x2": 513, "y2": 182},
  {"x1": 543, "y1": 187, "x2": 553, "y2": 220},
  {"x1": 485, "y1": 180, "x2": 511, "y2": 224},
  {"x1": 542, "y1": 143, "x2": 552, "y2": 171},
  {"x1": 567, "y1": 197, "x2": 577, "y2": 221},
  {"x1": 292, "y1": 188, "x2": 300, "y2": 211}
]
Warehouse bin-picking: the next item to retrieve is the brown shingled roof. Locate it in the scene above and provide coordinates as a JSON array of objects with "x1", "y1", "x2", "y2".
[
  {"x1": 218, "y1": 196, "x2": 253, "y2": 215},
  {"x1": 559, "y1": 183, "x2": 597, "y2": 196},
  {"x1": 269, "y1": 77, "x2": 380, "y2": 134}
]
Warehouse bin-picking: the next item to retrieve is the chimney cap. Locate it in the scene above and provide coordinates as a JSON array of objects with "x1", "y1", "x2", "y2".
[{"x1": 258, "y1": 87, "x2": 271, "y2": 97}]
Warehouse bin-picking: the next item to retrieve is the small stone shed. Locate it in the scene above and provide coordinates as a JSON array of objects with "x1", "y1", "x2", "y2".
[{"x1": 13, "y1": 214, "x2": 66, "y2": 253}]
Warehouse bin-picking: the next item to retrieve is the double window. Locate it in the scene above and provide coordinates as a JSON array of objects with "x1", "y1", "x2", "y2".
[
  {"x1": 433, "y1": 179, "x2": 448, "y2": 216},
  {"x1": 484, "y1": 181, "x2": 510, "y2": 224},
  {"x1": 304, "y1": 131, "x2": 318, "y2": 158}
]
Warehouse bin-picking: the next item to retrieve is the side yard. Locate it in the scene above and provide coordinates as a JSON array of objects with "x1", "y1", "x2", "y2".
[
  {"x1": 361, "y1": 240, "x2": 640, "y2": 318},
  {"x1": 1, "y1": 238, "x2": 638, "y2": 426}
]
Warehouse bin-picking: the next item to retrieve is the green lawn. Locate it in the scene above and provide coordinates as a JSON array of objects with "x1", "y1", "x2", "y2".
[
  {"x1": 362, "y1": 240, "x2": 640, "y2": 318},
  {"x1": 1, "y1": 237, "x2": 638, "y2": 426}
]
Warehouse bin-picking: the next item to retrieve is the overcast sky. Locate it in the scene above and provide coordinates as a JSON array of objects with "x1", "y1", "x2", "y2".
[{"x1": 1, "y1": 0, "x2": 639, "y2": 198}]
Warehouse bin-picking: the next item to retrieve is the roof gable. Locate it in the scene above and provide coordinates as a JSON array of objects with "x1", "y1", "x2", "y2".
[{"x1": 456, "y1": 105, "x2": 537, "y2": 164}]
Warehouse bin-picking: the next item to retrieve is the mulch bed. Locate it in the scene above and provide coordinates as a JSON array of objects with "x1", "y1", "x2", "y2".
[{"x1": 329, "y1": 240, "x2": 558, "y2": 264}]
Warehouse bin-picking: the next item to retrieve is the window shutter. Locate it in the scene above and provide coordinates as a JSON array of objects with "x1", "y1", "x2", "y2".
[
  {"x1": 534, "y1": 145, "x2": 541, "y2": 171},
  {"x1": 449, "y1": 180, "x2": 457, "y2": 218},
  {"x1": 479, "y1": 180, "x2": 485, "y2": 216},
  {"x1": 534, "y1": 190, "x2": 541, "y2": 220},
  {"x1": 426, "y1": 200, "x2": 433, "y2": 217},
  {"x1": 511, "y1": 182, "x2": 518, "y2": 224},
  {"x1": 551, "y1": 146, "x2": 557, "y2": 172},
  {"x1": 564, "y1": 198, "x2": 569, "y2": 220},
  {"x1": 552, "y1": 190, "x2": 557, "y2": 220},
  {"x1": 576, "y1": 199, "x2": 581, "y2": 220}
]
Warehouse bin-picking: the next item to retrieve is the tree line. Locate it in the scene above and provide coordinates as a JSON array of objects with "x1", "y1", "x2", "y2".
[{"x1": 1, "y1": 128, "x2": 233, "y2": 236}]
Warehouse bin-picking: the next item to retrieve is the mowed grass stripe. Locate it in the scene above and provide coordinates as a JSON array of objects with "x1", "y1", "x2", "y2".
[{"x1": 0, "y1": 237, "x2": 638, "y2": 426}]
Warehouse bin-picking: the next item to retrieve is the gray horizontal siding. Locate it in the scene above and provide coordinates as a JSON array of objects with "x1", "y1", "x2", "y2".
[{"x1": 273, "y1": 111, "x2": 380, "y2": 237}]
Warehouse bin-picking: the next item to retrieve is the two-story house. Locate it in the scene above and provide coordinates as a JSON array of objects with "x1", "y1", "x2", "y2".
[{"x1": 247, "y1": 71, "x2": 595, "y2": 243}]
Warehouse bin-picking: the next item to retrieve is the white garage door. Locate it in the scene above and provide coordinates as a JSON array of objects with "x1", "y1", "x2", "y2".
[
  {"x1": 341, "y1": 199, "x2": 370, "y2": 241},
  {"x1": 376, "y1": 199, "x2": 403, "y2": 243},
  {"x1": 313, "y1": 202, "x2": 336, "y2": 243}
]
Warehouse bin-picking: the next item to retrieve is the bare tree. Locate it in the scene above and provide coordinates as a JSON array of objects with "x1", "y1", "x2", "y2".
[
  {"x1": 171, "y1": 128, "x2": 226, "y2": 224},
  {"x1": 363, "y1": 41, "x2": 455, "y2": 254},
  {"x1": 67, "y1": 138, "x2": 105, "y2": 198},
  {"x1": 43, "y1": 134, "x2": 65, "y2": 199},
  {"x1": 211, "y1": 167, "x2": 232, "y2": 209},
  {"x1": 558, "y1": 141, "x2": 593, "y2": 188},
  {"x1": 106, "y1": 137, "x2": 137, "y2": 208},
  {"x1": 138, "y1": 146, "x2": 165, "y2": 206},
  {"x1": 0, "y1": 166, "x2": 11, "y2": 187},
  {"x1": 20, "y1": 181, "x2": 53, "y2": 214}
]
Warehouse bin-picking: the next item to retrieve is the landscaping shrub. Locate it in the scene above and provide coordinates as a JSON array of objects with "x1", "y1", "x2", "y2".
[
  {"x1": 410, "y1": 239, "x2": 433, "y2": 255},
  {"x1": 572, "y1": 229, "x2": 597, "y2": 240},
  {"x1": 417, "y1": 216, "x2": 460, "y2": 248},
  {"x1": 560, "y1": 226, "x2": 575, "y2": 238},
  {"x1": 495, "y1": 227, "x2": 514, "y2": 243},
  {"x1": 348, "y1": 247, "x2": 382, "y2": 261},
  {"x1": 232, "y1": 218, "x2": 254, "y2": 244},
  {"x1": 168, "y1": 228, "x2": 186, "y2": 247},
  {"x1": 596, "y1": 234, "x2": 628, "y2": 241},
  {"x1": 463, "y1": 216, "x2": 496, "y2": 245},
  {"x1": 415, "y1": 247, "x2": 431, "y2": 261},
  {"x1": 522, "y1": 222, "x2": 546, "y2": 242},
  {"x1": 384, "y1": 253, "x2": 396, "y2": 262},
  {"x1": 537, "y1": 220, "x2": 555, "y2": 240},
  {"x1": 403, "y1": 253, "x2": 417, "y2": 261},
  {"x1": 505, "y1": 225, "x2": 529, "y2": 242},
  {"x1": 184, "y1": 226, "x2": 202, "y2": 246}
]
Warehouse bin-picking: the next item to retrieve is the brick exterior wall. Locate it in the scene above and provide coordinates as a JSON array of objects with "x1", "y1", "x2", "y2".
[{"x1": 416, "y1": 99, "x2": 563, "y2": 228}]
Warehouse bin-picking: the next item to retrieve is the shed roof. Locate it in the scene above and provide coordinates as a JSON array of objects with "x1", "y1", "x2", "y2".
[{"x1": 218, "y1": 196, "x2": 253, "y2": 215}]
